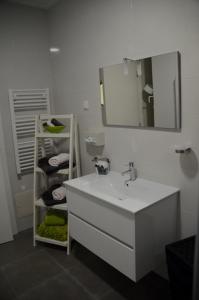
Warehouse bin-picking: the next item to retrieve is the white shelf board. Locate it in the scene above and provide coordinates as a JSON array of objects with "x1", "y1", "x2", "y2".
[
  {"x1": 35, "y1": 198, "x2": 68, "y2": 211},
  {"x1": 58, "y1": 166, "x2": 77, "y2": 175},
  {"x1": 35, "y1": 234, "x2": 68, "y2": 247},
  {"x1": 35, "y1": 166, "x2": 45, "y2": 174},
  {"x1": 36, "y1": 133, "x2": 70, "y2": 138}
]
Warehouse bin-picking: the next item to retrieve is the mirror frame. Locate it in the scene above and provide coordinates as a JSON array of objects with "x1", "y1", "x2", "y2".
[{"x1": 99, "y1": 51, "x2": 181, "y2": 131}]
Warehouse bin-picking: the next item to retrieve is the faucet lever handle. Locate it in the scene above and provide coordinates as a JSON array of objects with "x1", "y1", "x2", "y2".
[
  {"x1": 125, "y1": 161, "x2": 134, "y2": 168},
  {"x1": 129, "y1": 161, "x2": 134, "y2": 167}
]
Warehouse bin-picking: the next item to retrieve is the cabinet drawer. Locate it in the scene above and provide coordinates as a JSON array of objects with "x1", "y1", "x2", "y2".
[
  {"x1": 67, "y1": 188, "x2": 135, "y2": 247},
  {"x1": 69, "y1": 213, "x2": 135, "y2": 281}
]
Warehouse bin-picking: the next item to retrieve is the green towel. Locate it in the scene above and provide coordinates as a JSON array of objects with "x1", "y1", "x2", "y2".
[
  {"x1": 37, "y1": 222, "x2": 68, "y2": 241},
  {"x1": 44, "y1": 210, "x2": 66, "y2": 226}
]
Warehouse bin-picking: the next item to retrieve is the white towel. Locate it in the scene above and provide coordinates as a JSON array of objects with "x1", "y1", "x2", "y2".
[
  {"x1": 47, "y1": 120, "x2": 55, "y2": 127},
  {"x1": 52, "y1": 186, "x2": 66, "y2": 201},
  {"x1": 48, "y1": 153, "x2": 70, "y2": 167},
  {"x1": 97, "y1": 160, "x2": 109, "y2": 169}
]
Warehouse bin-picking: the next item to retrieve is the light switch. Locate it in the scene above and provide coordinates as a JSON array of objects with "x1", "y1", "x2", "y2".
[
  {"x1": 21, "y1": 185, "x2": 26, "y2": 191},
  {"x1": 83, "y1": 100, "x2": 89, "y2": 110}
]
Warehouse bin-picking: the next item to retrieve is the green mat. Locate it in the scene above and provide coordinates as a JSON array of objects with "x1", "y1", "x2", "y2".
[
  {"x1": 37, "y1": 222, "x2": 68, "y2": 241},
  {"x1": 44, "y1": 210, "x2": 66, "y2": 226}
]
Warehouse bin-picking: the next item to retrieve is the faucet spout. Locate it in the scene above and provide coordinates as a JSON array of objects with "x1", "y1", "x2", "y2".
[
  {"x1": 121, "y1": 170, "x2": 130, "y2": 176},
  {"x1": 121, "y1": 161, "x2": 137, "y2": 183},
  {"x1": 124, "y1": 178, "x2": 132, "y2": 186}
]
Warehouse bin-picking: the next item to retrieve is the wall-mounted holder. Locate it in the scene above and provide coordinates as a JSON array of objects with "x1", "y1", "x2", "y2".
[
  {"x1": 84, "y1": 131, "x2": 105, "y2": 146},
  {"x1": 174, "y1": 144, "x2": 191, "y2": 154}
]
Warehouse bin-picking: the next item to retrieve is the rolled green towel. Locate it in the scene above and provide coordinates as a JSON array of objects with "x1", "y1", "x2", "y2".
[
  {"x1": 44, "y1": 209, "x2": 66, "y2": 226},
  {"x1": 37, "y1": 222, "x2": 68, "y2": 241}
]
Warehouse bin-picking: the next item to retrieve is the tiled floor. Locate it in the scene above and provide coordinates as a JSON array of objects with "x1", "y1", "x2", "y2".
[{"x1": 0, "y1": 229, "x2": 172, "y2": 300}]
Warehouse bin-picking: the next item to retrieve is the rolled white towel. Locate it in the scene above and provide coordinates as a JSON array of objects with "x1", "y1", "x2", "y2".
[
  {"x1": 52, "y1": 186, "x2": 66, "y2": 201},
  {"x1": 48, "y1": 153, "x2": 70, "y2": 167},
  {"x1": 47, "y1": 120, "x2": 55, "y2": 127},
  {"x1": 97, "y1": 160, "x2": 109, "y2": 169}
]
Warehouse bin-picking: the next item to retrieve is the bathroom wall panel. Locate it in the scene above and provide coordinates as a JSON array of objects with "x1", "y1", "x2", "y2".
[
  {"x1": 0, "y1": 3, "x2": 53, "y2": 230},
  {"x1": 48, "y1": 0, "x2": 199, "y2": 237}
]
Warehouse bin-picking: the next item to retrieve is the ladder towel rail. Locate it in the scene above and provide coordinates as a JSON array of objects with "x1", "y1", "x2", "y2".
[{"x1": 9, "y1": 88, "x2": 50, "y2": 175}]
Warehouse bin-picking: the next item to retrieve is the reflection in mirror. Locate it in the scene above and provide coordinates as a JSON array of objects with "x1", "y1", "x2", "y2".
[{"x1": 100, "y1": 52, "x2": 181, "y2": 130}]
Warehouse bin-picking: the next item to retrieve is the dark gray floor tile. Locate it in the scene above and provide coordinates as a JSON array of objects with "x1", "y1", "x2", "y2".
[
  {"x1": 43, "y1": 241, "x2": 96, "y2": 271},
  {"x1": 71, "y1": 242, "x2": 135, "y2": 295},
  {"x1": 18, "y1": 272, "x2": 94, "y2": 300},
  {"x1": 71, "y1": 243, "x2": 172, "y2": 300},
  {"x1": 101, "y1": 274, "x2": 172, "y2": 300},
  {"x1": 69, "y1": 261, "x2": 111, "y2": 297},
  {"x1": 1, "y1": 250, "x2": 62, "y2": 297},
  {"x1": 131, "y1": 272, "x2": 172, "y2": 300},
  {"x1": 44, "y1": 242, "x2": 124, "y2": 298},
  {"x1": 43, "y1": 243, "x2": 86, "y2": 270},
  {"x1": 71, "y1": 241, "x2": 98, "y2": 263},
  {"x1": 44, "y1": 242, "x2": 110, "y2": 297},
  {"x1": 101, "y1": 290, "x2": 127, "y2": 300},
  {"x1": 0, "y1": 229, "x2": 39, "y2": 267},
  {"x1": 0, "y1": 230, "x2": 172, "y2": 300},
  {"x1": 0, "y1": 270, "x2": 16, "y2": 300},
  {"x1": 101, "y1": 272, "x2": 172, "y2": 300}
]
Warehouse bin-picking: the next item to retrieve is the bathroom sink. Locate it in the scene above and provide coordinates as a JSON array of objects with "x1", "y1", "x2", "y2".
[{"x1": 65, "y1": 171, "x2": 179, "y2": 213}]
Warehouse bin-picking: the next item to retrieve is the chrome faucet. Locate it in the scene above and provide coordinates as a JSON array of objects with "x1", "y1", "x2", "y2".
[{"x1": 121, "y1": 162, "x2": 137, "y2": 185}]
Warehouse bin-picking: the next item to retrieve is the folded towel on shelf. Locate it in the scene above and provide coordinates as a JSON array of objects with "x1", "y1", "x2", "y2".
[
  {"x1": 38, "y1": 155, "x2": 74, "y2": 175},
  {"x1": 47, "y1": 120, "x2": 55, "y2": 127},
  {"x1": 48, "y1": 153, "x2": 70, "y2": 167},
  {"x1": 52, "y1": 186, "x2": 66, "y2": 201},
  {"x1": 43, "y1": 119, "x2": 64, "y2": 128},
  {"x1": 37, "y1": 222, "x2": 68, "y2": 241},
  {"x1": 44, "y1": 210, "x2": 66, "y2": 226},
  {"x1": 51, "y1": 118, "x2": 64, "y2": 126},
  {"x1": 42, "y1": 184, "x2": 67, "y2": 206}
]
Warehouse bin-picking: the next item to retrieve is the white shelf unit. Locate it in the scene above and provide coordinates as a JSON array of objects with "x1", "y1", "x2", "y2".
[
  {"x1": 34, "y1": 235, "x2": 68, "y2": 247},
  {"x1": 33, "y1": 114, "x2": 80, "y2": 248}
]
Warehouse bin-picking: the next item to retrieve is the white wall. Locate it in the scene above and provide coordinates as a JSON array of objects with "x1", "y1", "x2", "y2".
[
  {"x1": 0, "y1": 3, "x2": 53, "y2": 231},
  {"x1": 48, "y1": 0, "x2": 199, "y2": 238}
]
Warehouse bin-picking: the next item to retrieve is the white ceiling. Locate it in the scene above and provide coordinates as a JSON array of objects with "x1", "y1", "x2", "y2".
[{"x1": 6, "y1": 0, "x2": 60, "y2": 9}]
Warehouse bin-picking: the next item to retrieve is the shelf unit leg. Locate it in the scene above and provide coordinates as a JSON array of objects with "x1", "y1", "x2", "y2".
[
  {"x1": 33, "y1": 238, "x2": 37, "y2": 247},
  {"x1": 67, "y1": 235, "x2": 72, "y2": 255}
]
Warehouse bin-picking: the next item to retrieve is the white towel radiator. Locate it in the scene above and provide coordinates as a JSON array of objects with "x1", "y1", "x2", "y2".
[{"x1": 9, "y1": 89, "x2": 50, "y2": 175}]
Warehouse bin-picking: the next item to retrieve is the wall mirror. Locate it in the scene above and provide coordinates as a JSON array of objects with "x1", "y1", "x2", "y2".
[{"x1": 99, "y1": 51, "x2": 181, "y2": 130}]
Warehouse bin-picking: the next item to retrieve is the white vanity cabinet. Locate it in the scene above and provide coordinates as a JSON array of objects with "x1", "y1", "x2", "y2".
[{"x1": 65, "y1": 172, "x2": 179, "y2": 282}]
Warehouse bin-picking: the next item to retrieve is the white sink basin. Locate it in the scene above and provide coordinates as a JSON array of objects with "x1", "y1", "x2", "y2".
[{"x1": 65, "y1": 171, "x2": 179, "y2": 214}]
